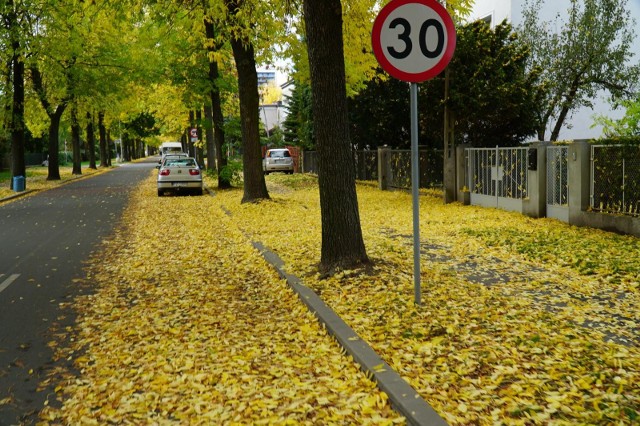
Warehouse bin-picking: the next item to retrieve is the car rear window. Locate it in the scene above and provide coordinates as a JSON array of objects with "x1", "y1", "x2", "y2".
[
  {"x1": 166, "y1": 159, "x2": 196, "y2": 167},
  {"x1": 269, "y1": 150, "x2": 290, "y2": 158}
]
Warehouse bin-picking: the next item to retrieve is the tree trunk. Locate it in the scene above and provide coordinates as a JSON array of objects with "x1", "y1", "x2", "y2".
[
  {"x1": 98, "y1": 112, "x2": 108, "y2": 167},
  {"x1": 204, "y1": 104, "x2": 216, "y2": 171},
  {"x1": 47, "y1": 105, "x2": 66, "y2": 180},
  {"x1": 303, "y1": 0, "x2": 368, "y2": 271},
  {"x1": 71, "y1": 107, "x2": 82, "y2": 175},
  {"x1": 550, "y1": 83, "x2": 580, "y2": 141},
  {"x1": 86, "y1": 112, "x2": 97, "y2": 169},
  {"x1": 106, "y1": 130, "x2": 112, "y2": 166},
  {"x1": 212, "y1": 83, "x2": 230, "y2": 189},
  {"x1": 123, "y1": 134, "x2": 132, "y2": 161},
  {"x1": 9, "y1": 29, "x2": 26, "y2": 189},
  {"x1": 204, "y1": 17, "x2": 230, "y2": 188},
  {"x1": 188, "y1": 110, "x2": 195, "y2": 157},
  {"x1": 225, "y1": 0, "x2": 268, "y2": 202},
  {"x1": 196, "y1": 108, "x2": 205, "y2": 167},
  {"x1": 30, "y1": 66, "x2": 67, "y2": 180}
]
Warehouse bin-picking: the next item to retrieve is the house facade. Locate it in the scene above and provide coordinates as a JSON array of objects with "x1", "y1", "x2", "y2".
[{"x1": 466, "y1": 0, "x2": 640, "y2": 141}]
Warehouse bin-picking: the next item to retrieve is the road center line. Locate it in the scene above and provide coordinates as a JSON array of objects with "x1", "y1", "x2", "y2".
[{"x1": 0, "y1": 274, "x2": 20, "y2": 294}]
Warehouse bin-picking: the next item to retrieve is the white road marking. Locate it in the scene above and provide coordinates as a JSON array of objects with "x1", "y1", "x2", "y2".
[{"x1": 0, "y1": 274, "x2": 20, "y2": 294}]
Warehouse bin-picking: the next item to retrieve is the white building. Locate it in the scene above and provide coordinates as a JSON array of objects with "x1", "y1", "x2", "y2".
[
  {"x1": 258, "y1": 80, "x2": 295, "y2": 135},
  {"x1": 467, "y1": 0, "x2": 640, "y2": 140}
]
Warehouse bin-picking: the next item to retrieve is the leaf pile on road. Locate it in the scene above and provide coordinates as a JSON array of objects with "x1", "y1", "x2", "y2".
[
  {"x1": 214, "y1": 173, "x2": 639, "y2": 425},
  {"x1": 39, "y1": 173, "x2": 404, "y2": 424}
]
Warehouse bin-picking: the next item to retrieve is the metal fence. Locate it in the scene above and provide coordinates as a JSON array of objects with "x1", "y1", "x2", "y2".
[
  {"x1": 303, "y1": 150, "x2": 378, "y2": 181},
  {"x1": 467, "y1": 147, "x2": 529, "y2": 199},
  {"x1": 547, "y1": 146, "x2": 569, "y2": 206},
  {"x1": 302, "y1": 148, "x2": 443, "y2": 188},
  {"x1": 388, "y1": 149, "x2": 444, "y2": 189},
  {"x1": 354, "y1": 150, "x2": 378, "y2": 181},
  {"x1": 302, "y1": 150, "x2": 318, "y2": 174},
  {"x1": 1, "y1": 153, "x2": 47, "y2": 169},
  {"x1": 591, "y1": 144, "x2": 640, "y2": 217}
]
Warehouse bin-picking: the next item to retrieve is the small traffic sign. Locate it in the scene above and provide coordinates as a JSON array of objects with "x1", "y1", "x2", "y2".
[{"x1": 372, "y1": 0, "x2": 456, "y2": 82}]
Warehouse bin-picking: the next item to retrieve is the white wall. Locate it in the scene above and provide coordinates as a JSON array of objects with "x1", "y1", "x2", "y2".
[
  {"x1": 469, "y1": 0, "x2": 512, "y2": 25},
  {"x1": 259, "y1": 104, "x2": 284, "y2": 134}
]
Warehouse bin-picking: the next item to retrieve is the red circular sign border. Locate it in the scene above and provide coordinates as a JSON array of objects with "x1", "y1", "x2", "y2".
[{"x1": 372, "y1": 0, "x2": 456, "y2": 83}]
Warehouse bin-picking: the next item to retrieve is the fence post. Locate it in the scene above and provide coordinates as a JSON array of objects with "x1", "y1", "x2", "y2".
[
  {"x1": 443, "y1": 144, "x2": 456, "y2": 204},
  {"x1": 568, "y1": 140, "x2": 591, "y2": 225},
  {"x1": 522, "y1": 141, "x2": 549, "y2": 218},
  {"x1": 456, "y1": 144, "x2": 470, "y2": 204},
  {"x1": 378, "y1": 146, "x2": 390, "y2": 190}
]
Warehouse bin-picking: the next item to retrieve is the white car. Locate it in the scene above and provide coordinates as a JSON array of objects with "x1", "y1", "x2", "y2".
[
  {"x1": 157, "y1": 157, "x2": 203, "y2": 196},
  {"x1": 263, "y1": 148, "x2": 294, "y2": 174}
]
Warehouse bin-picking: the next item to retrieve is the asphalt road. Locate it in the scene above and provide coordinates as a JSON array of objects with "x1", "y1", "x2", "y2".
[{"x1": 0, "y1": 160, "x2": 155, "y2": 425}]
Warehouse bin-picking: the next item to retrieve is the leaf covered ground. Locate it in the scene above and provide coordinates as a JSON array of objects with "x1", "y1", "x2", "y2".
[
  {"x1": 38, "y1": 172, "x2": 404, "y2": 425},
  {"x1": 0, "y1": 166, "x2": 107, "y2": 200},
  {"x1": 41, "y1": 171, "x2": 639, "y2": 425}
]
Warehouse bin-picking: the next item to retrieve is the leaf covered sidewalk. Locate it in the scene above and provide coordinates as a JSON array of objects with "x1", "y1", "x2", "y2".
[
  {"x1": 40, "y1": 174, "x2": 403, "y2": 424},
  {"x1": 42, "y1": 172, "x2": 639, "y2": 425}
]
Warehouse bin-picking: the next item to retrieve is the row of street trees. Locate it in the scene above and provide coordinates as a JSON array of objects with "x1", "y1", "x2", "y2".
[{"x1": 1, "y1": 0, "x2": 638, "y2": 271}]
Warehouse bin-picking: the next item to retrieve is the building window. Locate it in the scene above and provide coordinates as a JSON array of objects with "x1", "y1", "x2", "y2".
[{"x1": 479, "y1": 13, "x2": 493, "y2": 26}]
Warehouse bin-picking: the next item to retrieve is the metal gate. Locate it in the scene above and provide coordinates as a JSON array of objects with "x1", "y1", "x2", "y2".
[
  {"x1": 591, "y1": 144, "x2": 640, "y2": 217},
  {"x1": 546, "y1": 146, "x2": 569, "y2": 222},
  {"x1": 467, "y1": 147, "x2": 529, "y2": 212}
]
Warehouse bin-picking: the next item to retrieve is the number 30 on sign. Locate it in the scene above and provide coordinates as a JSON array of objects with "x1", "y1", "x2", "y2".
[{"x1": 372, "y1": 0, "x2": 456, "y2": 83}]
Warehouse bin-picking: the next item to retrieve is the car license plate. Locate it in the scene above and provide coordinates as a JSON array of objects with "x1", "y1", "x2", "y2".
[{"x1": 172, "y1": 182, "x2": 187, "y2": 187}]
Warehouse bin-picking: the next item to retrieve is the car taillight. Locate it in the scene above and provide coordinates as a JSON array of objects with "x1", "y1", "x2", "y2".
[
  {"x1": 189, "y1": 169, "x2": 200, "y2": 176},
  {"x1": 160, "y1": 169, "x2": 170, "y2": 176}
]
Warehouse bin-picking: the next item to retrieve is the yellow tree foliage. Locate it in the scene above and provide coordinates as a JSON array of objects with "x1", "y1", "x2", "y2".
[{"x1": 285, "y1": 0, "x2": 474, "y2": 97}]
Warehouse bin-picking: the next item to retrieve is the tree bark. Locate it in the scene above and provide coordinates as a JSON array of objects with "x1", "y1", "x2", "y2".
[
  {"x1": 8, "y1": 4, "x2": 25, "y2": 189},
  {"x1": 204, "y1": 104, "x2": 216, "y2": 171},
  {"x1": 30, "y1": 66, "x2": 67, "y2": 180},
  {"x1": 225, "y1": 0, "x2": 268, "y2": 202},
  {"x1": 98, "y1": 112, "x2": 108, "y2": 167},
  {"x1": 550, "y1": 80, "x2": 581, "y2": 141},
  {"x1": 303, "y1": 0, "x2": 368, "y2": 271},
  {"x1": 212, "y1": 84, "x2": 230, "y2": 189},
  {"x1": 106, "y1": 130, "x2": 112, "y2": 166},
  {"x1": 86, "y1": 112, "x2": 97, "y2": 169},
  {"x1": 196, "y1": 108, "x2": 205, "y2": 167},
  {"x1": 204, "y1": 17, "x2": 230, "y2": 188},
  {"x1": 71, "y1": 107, "x2": 82, "y2": 175},
  {"x1": 46, "y1": 106, "x2": 66, "y2": 180}
]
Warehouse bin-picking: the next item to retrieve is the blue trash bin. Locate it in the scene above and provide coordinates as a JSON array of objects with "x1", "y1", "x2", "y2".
[{"x1": 13, "y1": 176, "x2": 25, "y2": 192}]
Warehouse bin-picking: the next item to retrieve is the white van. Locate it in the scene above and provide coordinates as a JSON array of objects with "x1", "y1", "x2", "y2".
[{"x1": 159, "y1": 142, "x2": 185, "y2": 159}]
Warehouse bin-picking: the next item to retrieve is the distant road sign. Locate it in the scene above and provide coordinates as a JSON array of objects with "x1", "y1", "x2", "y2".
[{"x1": 372, "y1": 0, "x2": 456, "y2": 82}]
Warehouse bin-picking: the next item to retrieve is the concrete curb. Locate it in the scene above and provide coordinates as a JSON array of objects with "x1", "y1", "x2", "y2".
[
  {"x1": 251, "y1": 241, "x2": 448, "y2": 426},
  {"x1": 0, "y1": 189, "x2": 36, "y2": 203}
]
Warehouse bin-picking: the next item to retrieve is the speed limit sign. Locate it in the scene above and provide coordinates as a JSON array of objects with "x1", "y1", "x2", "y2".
[{"x1": 372, "y1": 0, "x2": 456, "y2": 82}]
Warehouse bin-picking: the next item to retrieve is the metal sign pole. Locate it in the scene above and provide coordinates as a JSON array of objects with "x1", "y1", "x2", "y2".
[
  {"x1": 372, "y1": 0, "x2": 456, "y2": 306},
  {"x1": 410, "y1": 82, "x2": 421, "y2": 305}
]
